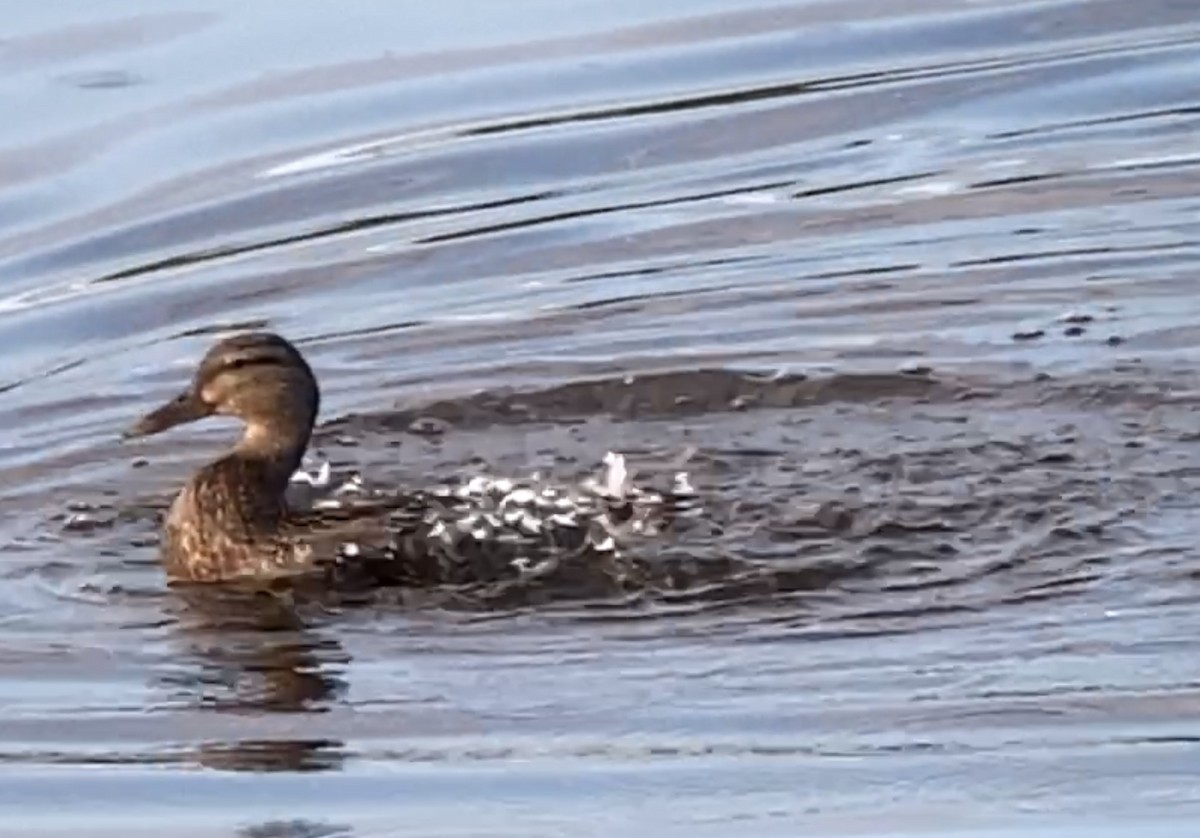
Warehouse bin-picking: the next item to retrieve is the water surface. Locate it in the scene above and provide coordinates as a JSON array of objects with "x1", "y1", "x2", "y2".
[{"x1": 2, "y1": 0, "x2": 1200, "y2": 834}]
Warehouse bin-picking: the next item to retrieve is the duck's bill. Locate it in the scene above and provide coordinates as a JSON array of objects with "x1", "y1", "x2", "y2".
[{"x1": 124, "y1": 390, "x2": 212, "y2": 439}]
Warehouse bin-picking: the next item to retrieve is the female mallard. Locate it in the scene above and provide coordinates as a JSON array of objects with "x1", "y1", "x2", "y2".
[{"x1": 124, "y1": 332, "x2": 697, "y2": 589}]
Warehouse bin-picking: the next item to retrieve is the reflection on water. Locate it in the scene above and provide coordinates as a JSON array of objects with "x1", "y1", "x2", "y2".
[
  {"x1": 240, "y1": 823, "x2": 353, "y2": 838},
  {"x1": 197, "y1": 740, "x2": 346, "y2": 774},
  {"x1": 165, "y1": 589, "x2": 349, "y2": 713},
  {"x1": 1, "y1": 0, "x2": 1200, "y2": 833},
  {"x1": 164, "y1": 589, "x2": 349, "y2": 773}
]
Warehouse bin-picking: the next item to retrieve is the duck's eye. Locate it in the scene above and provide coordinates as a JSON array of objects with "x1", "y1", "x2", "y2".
[
  {"x1": 224, "y1": 356, "x2": 274, "y2": 372},
  {"x1": 216, "y1": 353, "x2": 283, "y2": 376}
]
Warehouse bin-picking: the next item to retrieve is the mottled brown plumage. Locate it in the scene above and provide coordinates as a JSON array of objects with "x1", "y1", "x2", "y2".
[
  {"x1": 125, "y1": 332, "x2": 324, "y2": 582},
  {"x1": 125, "y1": 332, "x2": 698, "y2": 591}
]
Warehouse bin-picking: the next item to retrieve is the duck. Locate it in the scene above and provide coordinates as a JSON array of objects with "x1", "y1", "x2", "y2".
[{"x1": 123, "y1": 331, "x2": 699, "y2": 591}]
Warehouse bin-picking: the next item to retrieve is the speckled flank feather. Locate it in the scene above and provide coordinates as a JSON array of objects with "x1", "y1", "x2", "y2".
[
  {"x1": 161, "y1": 456, "x2": 316, "y2": 582},
  {"x1": 125, "y1": 332, "x2": 701, "y2": 589}
]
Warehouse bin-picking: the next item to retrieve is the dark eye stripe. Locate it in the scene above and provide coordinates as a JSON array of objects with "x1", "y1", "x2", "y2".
[{"x1": 224, "y1": 354, "x2": 286, "y2": 371}]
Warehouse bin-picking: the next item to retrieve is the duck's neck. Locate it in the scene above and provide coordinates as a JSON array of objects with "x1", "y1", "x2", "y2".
[{"x1": 233, "y1": 419, "x2": 311, "y2": 494}]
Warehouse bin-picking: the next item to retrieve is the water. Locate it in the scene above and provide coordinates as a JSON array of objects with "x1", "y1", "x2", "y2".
[{"x1": 2, "y1": 0, "x2": 1200, "y2": 834}]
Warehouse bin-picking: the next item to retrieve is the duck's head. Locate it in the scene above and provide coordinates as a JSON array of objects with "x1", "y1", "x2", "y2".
[{"x1": 125, "y1": 332, "x2": 320, "y2": 456}]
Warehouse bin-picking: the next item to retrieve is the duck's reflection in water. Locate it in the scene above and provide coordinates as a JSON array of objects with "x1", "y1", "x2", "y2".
[
  {"x1": 160, "y1": 584, "x2": 350, "y2": 772},
  {"x1": 240, "y1": 820, "x2": 354, "y2": 838},
  {"x1": 192, "y1": 736, "x2": 347, "y2": 772}
]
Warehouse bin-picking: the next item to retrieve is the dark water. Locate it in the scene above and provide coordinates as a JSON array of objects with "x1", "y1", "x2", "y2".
[{"x1": 2, "y1": 0, "x2": 1200, "y2": 834}]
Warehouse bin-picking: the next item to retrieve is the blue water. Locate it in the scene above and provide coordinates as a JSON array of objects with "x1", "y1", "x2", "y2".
[{"x1": 2, "y1": 0, "x2": 1200, "y2": 835}]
